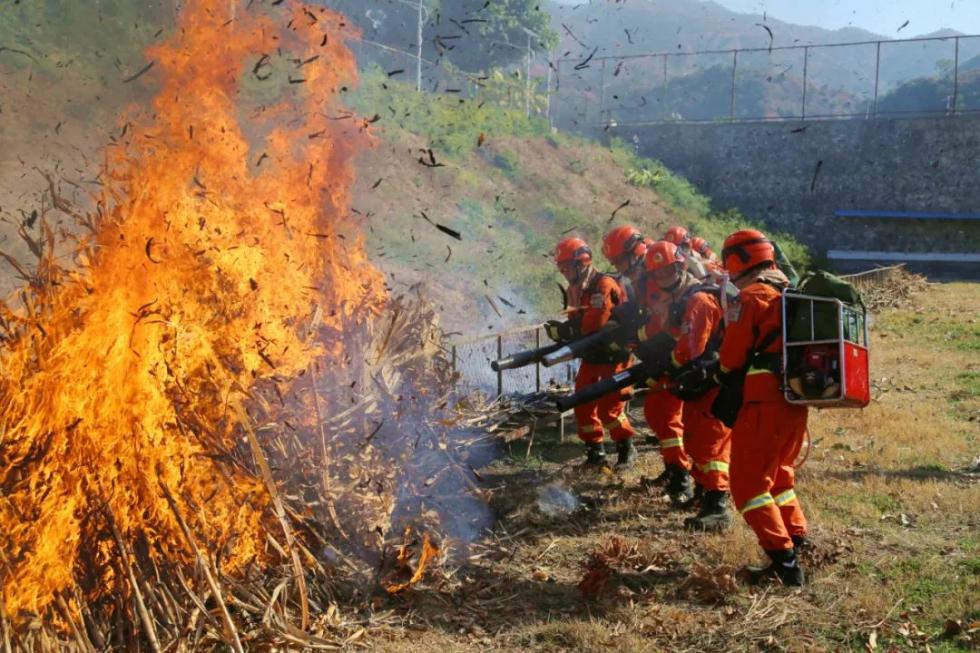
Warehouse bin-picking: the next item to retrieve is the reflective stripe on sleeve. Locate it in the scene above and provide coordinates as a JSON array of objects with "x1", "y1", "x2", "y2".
[{"x1": 659, "y1": 437, "x2": 683, "y2": 450}]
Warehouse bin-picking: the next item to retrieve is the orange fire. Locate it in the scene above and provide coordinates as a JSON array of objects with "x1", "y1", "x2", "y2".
[{"x1": 0, "y1": 0, "x2": 384, "y2": 618}]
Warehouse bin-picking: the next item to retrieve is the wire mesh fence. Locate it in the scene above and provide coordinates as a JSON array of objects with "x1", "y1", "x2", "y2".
[
  {"x1": 555, "y1": 33, "x2": 980, "y2": 128},
  {"x1": 447, "y1": 325, "x2": 576, "y2": 398}
]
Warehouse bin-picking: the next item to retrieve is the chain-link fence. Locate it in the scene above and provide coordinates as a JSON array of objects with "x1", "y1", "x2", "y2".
[
  {"x1": 447, "y1": 324, "x2": 576, "y2": 397},
  {"x1": 552, "y1": 33, "x2": 980, "y2": 128}
]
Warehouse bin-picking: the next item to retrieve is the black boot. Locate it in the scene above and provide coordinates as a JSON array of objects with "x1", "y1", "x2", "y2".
[
  {"x1": 582, "y1": 442, "x2": 608, "y2": 469},
  {"x1": 682, "y1": 483, "x2": 705, "y2": 510},
  {"x1": 650, "y1": 466, "x2": 671, "y2": 486},
  {"x1": 615, "y1": 439, "x2": 638, "y2": 470},
  {"x1": 743, "y1": 548, "x2": 805, "y2": 587},
  {"x1": 665, "y1": 464, "x2": 694, "y2": 507},
  {"x1": 645, "y1": 433, "x2": 660, "y2": 447},
  {"x1": 792, "y1": 534, "x2": 811, "y2": 552},
  {"x1": 683, "y1": 490, "x2": 732, "y2": 532}
]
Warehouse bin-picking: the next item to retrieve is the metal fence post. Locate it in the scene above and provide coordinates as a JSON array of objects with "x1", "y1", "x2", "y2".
[
  {"x1": 953, "y1": 37, "x2": 960, "y2": 114},
  {"x1": 598, "y1": 58, "x2": 608, "y2": 127},
  {"x1": 451, "y1": 344, "x2": 457, "y2": 373},
  {"x1": 662, "y1": 55, "x2": 669, "y2": 121},
  {"x1": 801, "y1": 46, "x2": 809, "y2": 120},
  {"x1": 496, "y1": 335, "x2": 503, "y2": 397},
  {"x1": 547, "y1": 55, "x2": 556, "y2": 129},
  {"x1": 415, "y1": 0, "x2": 425, "y2": 93},
  {"x1": 535, "y1": 328, "x2": 542, "y2": 393},
  {"x1": 525, "y1": 32, "x2": 533, "y2": 119},
  {"x1": 730, "y1": 50, "x2": 738, "y2": 120},
  {"x1": 872, "y1": 40, "x2": 881, "y2": 117}
]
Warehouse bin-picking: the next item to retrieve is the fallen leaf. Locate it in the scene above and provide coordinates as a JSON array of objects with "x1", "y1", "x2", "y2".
[{"x1": 865, "y1": 630, "x2": 877, "y2": 652}]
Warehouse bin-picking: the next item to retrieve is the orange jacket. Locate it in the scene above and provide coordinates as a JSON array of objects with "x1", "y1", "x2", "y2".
[
  {"x1": 567, "y1": 269, "x2": 626, "y2": 336},
  {"x1": 638, "y1": 276, "x2": 722, "y2": 375},
  {"x1": 670, "y1": 290, "x2": 723, "y2": 368},
  {"x1": 719, "y1": 279, "x2": 786, "y2": 401}
]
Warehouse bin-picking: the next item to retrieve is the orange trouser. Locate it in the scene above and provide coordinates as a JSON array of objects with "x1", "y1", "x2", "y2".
[
  {"x1": 729, "y1": 400, "x2": 809, "y2": 551},
  {"x1": 682, "y1": 387, "x2": 731, "y2": 492},
  {"x1": 643, "y1": 385, "x2": 690, "y2": 469},
  {"x1": 573, "y1": 362, "x2": 636, "y2": 444}
]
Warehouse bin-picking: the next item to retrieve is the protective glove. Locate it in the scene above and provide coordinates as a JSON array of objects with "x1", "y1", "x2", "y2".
[
  {"x1": 714, "y1": 366, "x2": 733, "y2": 387},
  {"x1": 634, "y1": 333, "x2": 674, "y2": 367},
  {"x1": 673, "y1": 357, "x2": 720, "y2": 387},
  {"x1": 610, "y1": 302, "x2": 643, "y2": 332},
  {"x1": 544, "y1": 320, "x2": 576, "y2": 343}
]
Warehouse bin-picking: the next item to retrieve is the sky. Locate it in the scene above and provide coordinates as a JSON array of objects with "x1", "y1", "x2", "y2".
[{"x1": 704, "y1": 0, "x2": 980, "y2": 37}]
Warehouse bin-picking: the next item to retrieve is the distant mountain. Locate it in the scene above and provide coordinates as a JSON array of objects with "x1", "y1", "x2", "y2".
[
  {"x1": 548, "y1": 0, "x2": 885, "y2": 56},
  {"x1": 546, "y1": 0, "x2": 973, "y2": 125}
]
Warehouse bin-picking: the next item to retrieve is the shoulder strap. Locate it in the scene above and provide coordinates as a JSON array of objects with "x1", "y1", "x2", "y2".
[
  {"x1": 670, "y1": 283, "x2": 720, "y2": 324},
  {"x1": 589, "y1": 272, "x2": 624, "y2": 305},
  {"x1": 754, "y1": 328, "x2": 781, "y2": 356}
]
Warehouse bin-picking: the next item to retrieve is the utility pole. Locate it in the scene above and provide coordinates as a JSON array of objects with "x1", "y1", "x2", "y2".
[
  {"x1": 525, "y1": 31, "x2": 532, "y2": 117},
  {"x1": 521, "y1": 27, "x2": 540, "y2": 119},
  {"x1": 391, "y1": 0, "x2": 427, "y2": 92},
  {"x1": 416, "y1": 1, "x2": 425, "y2": 92}
]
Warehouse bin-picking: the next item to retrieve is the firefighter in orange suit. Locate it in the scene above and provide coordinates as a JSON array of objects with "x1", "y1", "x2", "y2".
[
  {"x1": 643, "y1": 241, "x2": 733, "y2": 531},
  {"x1": 690, "y1": 236, "x2": 716, "y2": 262},
  {"x1": 664, "y1": 225, "x2": 710, "y2": 280},
  {"x1": 546, "y1": 237, "x2": 637, "y2": 469},
  {"x1": 634, "y1": 242, "x2": 695, "y2": 505},
  {"x1": 716, "y1": 229, "x2": 808, "y2": 586},
  {"x1": 601, "y1": 226, "x2": 658, "y2": 448}
]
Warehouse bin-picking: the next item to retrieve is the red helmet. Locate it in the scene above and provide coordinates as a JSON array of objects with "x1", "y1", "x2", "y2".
[
  {"x1": 691, "y1": 236, "x2": 713, "y2": 258},
  {"x1": 721, "y1": 229, "x2": 775, "y2": 276},
  {"x1": 555, "y1": 237, "x2": 592, "y2": 267},
  {"x1": 644, "y1": 240, "x2": 685, "y2": 272},
  {"x1": 601, "y1": 225, "x2": 645, "y2": 262},
  {"x1": 663, "y1": 225, "x2": 690, "y2": 246}
]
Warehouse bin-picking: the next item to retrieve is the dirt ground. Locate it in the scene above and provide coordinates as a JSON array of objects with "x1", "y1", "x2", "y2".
[{"x1": 361, "y1": 281, "x2": 979, "y2": 653}]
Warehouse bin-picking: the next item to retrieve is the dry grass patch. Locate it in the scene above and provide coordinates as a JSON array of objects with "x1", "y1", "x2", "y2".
[{"x1": 364, "y1": 280, "x2": 978, "y2": 652}]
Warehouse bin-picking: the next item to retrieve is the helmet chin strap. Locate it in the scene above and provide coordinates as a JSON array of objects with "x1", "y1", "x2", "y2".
[
  {"x1": 659, "y1": 265, "x2": 684, "y2": 293},
  {"x1": 628, "y1": 255, "x2": 643, "y2": 277}
]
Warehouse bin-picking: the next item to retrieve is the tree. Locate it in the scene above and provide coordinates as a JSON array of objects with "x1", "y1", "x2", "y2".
[
  {"x1": 431, "y1": 0, "x2": 557, "y2": 72},
  {"x1": 318, "y1": 0, "x2": 556, "y2": 73}
]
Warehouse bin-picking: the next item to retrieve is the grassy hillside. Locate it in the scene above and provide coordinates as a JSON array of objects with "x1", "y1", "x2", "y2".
[{"x1": 345, "y1": 67, "x2": 808, "y2": 332}]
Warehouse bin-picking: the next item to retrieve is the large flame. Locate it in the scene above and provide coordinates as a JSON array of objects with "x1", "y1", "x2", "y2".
[{"x1": 0, "y1": 0, "x2": 384, "y2": 617}]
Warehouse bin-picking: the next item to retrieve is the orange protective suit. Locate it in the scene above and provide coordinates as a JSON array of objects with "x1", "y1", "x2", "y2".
[
  {"x1": 638, "y1": 280, "x2": 692, "y2": 469},
  {"x1": 719, "y1": 273, "x2": 808, "y2": 552},
  {"x1": 568, "y1": 270, "x2": 636, "y2": 444},
  {"x1": 668, "y1": 287, "x2": 731, "y2": 492}
]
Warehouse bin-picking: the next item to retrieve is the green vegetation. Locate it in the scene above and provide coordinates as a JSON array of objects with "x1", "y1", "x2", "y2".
[
  {"x1": 347, "y1": 70, "x2": 812, "y2": 320},
  {"x1": 954, "y1": 371, "x2": 980, "y2": 399},
  {"x1": 327, "y1": 0, "x2": 557, "y2": 73},
  {"x1": 0, "y1": 1, "x2": 165, "y2": 119},
  {"x1": 877, "y1": 312, "x2": 980, "y2": 354},
  {"x1": 614, "y1": 141, "x2": 811, "y2": 270},
  {"x1": 348, "y1": 66, "x2": 552, "y2": 157}
]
